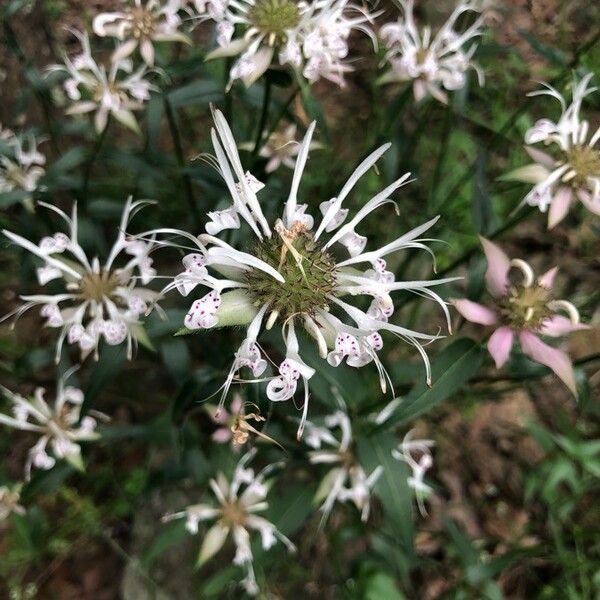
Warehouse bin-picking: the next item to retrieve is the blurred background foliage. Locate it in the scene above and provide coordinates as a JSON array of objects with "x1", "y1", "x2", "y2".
[{"x1": 0, "y1": 0, "x2": 599, "y2": 598}]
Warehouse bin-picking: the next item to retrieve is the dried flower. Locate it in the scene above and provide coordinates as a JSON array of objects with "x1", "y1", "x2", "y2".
[
  {"x1": 380, "y1": 0, "x2": 485, "y2": 103},
  {"x1": 453, "y1": 237, "x2": 587, "y2": 395},
  {"x1": 2, "y1": 198, "x2": 158, "y2": 362},
  {"x1": 503, "y1": 73, "x2": 600, "y2": 228},
  {"x1": 163, "y1": 450, "x2": 295, "y2": 596},
  {"x1": 144, "y1": 109, "x2": 455, "y2": 437}
]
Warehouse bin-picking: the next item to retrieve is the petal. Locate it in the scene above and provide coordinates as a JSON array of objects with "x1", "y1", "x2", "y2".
[
  {"x1": 518, "y1": 331, "x2": 577, "y2": 396},
  {"x1": 480, "y1": 237, "x2": 510, "y2": 298},
  {"x1": 548, "y1": 187, "x2": 573, "y2": 229},
  {"x1": 487, "y1": 326, "x2": 514, "y2": 368},
  {"x1": 453, "y1": 299, "x2": 498, "y2": 325},
  {"x1": 538, "y1": 266, "x2": 558, "y2": 289},
  {"x1": 197, "y1": 523, "x2": 230, "y2": 567},
  {"x1": 500, "y1": 164, "x2": 550, "y2": 184},
  {"x1": 525, "y1": 146, "x2": 556, "y2": 169},
  {"x1": 540, "y1": 315, "x2": 589, "y2": 337},
  {"x1": 212, "y1": 428, "x2": 232, "y2": 443}
]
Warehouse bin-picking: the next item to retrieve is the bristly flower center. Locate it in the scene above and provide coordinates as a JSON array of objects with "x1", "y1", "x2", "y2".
[
  {"x1": 498, "y1": 283, "x2": 553, "y2": 330},
  {"x1": 244, "y1": 223, "x2": 336, "y2": 322},
  {"x1": 248, "y1": 0, "x2": 301, "y2": 42},
  {"x1": 564, "y1": 146, "x2": 600, "y2": 187},
  {"x1": 221, "y1": 500, "x2": 248, "y2": 526},
  {"x1": 129, "y1": 7, "x2": 156, "y2": 39},
  {"x1": 78, "y1": 271, "x2": 121, "y2": 303}
]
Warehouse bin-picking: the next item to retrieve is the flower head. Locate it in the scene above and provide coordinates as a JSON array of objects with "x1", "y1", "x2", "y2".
[
  {"x1": 453, "y1": 237, "x2": 588, "y2": 396},
  {"x1": 194, "y1": 0, "x2": 376, "y2": 88},
  {"x1": 2, "y1": 197, "x2": 158, "y2": 362},
  {"x1": 47, "y1": 30, "x2": 156, "y2": 134},
  {"x1": 0, "y1": 374, "x2": 100, "y2": 479},
  {"x1": 93, "y1": 0, "x2": 190, "y2": 66},
  {"x1": 380, "y1": 0, "x2": 485, "y2": 103},
  {"x1": 0, "y1": 127, "x2": 46, "y2": 211},
  {"x1": 145, "y1": 110, "x2": 455, "y2": 437},
  {"x1": 306, "y1": 408, "x2": 382, "y2": 523},
  {"x1": 164, "y1": 450, "x2": 295, "y2": 596},
  {"x1": 504, "y1": 73, "x2": 600, "y2": 228},
  {"x1": 0, "y1": 484, "x2": 25, "y2": 521}
]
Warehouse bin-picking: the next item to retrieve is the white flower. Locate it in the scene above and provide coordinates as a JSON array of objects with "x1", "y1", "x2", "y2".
[
  {"x1": 93, "y1": 0, "x2": 191, "y2": 67},
  {"x1": 503, "y1": 73, "x2": 600, "y2": 228},
  {"x1": 0, "y1": 484, "x2": 25, "y2": 521},
  {"x1": 142, "y1": 109, "x2": 455, "y2": 438},
  {"x1": 1, "y1": 197, "x2": 158, "y2": 362},
  {"x1": 163, "y1": 450, "x2": 295, "y2": 596},
  {"x1": 0, "y1": 374, "x2": 101, "y2": 479},
  {"x1": 380, "y1": 0, "x2": 485, "y2": 103},
  {"x1": 193, "y1": 0, "x2": 376, "y2": 88},
  {"x1": 392, "y1": 431, "x2": 435, "y2": 515},
  {"x1": 46, "y1": 30, "x2": 156, "y2": 134},
  {"x1": 0, "y1": 127, "x2": 46, "y2": 211},
  {"x1": 307, "y1": 409, "x2": 382, "y2": 523}
]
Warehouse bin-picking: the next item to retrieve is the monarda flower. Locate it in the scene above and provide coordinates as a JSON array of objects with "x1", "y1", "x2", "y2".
[
  {"x1": 305, "y1": 409, "x2": 382, "y2": 523},
  {"x1": 47, "y1": 30, "x2": 156, "y2": 134},
  {"x1": 193, "y1": 0, "x2": 376, "y2": 88},
  {"x1": 503, "y1": 73, "x2": 600, "y2": 228},
  {"x1": 0, "y1": 128, "x2": 46, "y2": 212},
  {"x1": 144, "y1": 110, "x2": 454, "y2": 437},
  {"x1": 0, "y1": 375, "x2": 101, "y2": 478},
  {"x1": 2, "y1": 198, "x2": 158, "y2": 362},
  {"x1": 380, "y1": 0, "x2": 485, "y2": 103},
  {"x1": 163, "y1": 450, "x2": 295, "y2": 596},
  {"x1": 93, "y1": 0, "x2": 190, "y2": 67},
  {"x1": 453, "y1": 237, "x2": 587, "y2": 396}
]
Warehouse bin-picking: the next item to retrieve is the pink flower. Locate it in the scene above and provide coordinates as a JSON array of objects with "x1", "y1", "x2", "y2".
[
  {"x1": 453, "y1": 237, "x2": 587, "y2": 396},
  {"x1": 209, "y1": 393, "x2": 244, "y2": 449}
]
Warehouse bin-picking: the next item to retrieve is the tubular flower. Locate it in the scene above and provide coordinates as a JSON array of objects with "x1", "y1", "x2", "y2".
[
  {"x1": 0, "y1": 376, "x2": 100, "y2": 479},
  {"x1": 0, "y1": 484, "x2": 25, "y2": 521},
  {"x1": 380, "y1": 0, "x2": 485, "y2": 103},
  {"x1": 305, "y1": 409, "x2": 382, "y2": 523},
  {"x1": 392, "y1": 430, "x2": 435, "y2": 515},
  {"x1": 453, "y1": 237, "x2": 588, "y2": 396},
  {"x1": 163, "y1": 450, "x2": 295, "y2": 596},
  {"x1": 1, "y1": 198, "x2": 158, "y2": 362},
  {"x1": 192, "y1": 0, "x2": 376, "y2": 88},
  {"x1": 0, "y1": 128, "x2": 46, "y2": 211},
  {"x1": 93, "y1": 0, "x2": 190, "y2": 67},
  {"x1": 503, "y1": 73, "x2": 600, "y2": 228},
  {"x1": 145, "y1": 110, "x2": 454, "y2": 438},
  {"x1": 47, "y1": 30, "x2": 156, "y2": 134}
]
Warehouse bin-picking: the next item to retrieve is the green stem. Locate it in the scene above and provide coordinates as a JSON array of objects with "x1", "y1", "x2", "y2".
[
  {"x1": 252, "y1": 76, "x2": 273, "y2": 159},
  {"x1": 83, "y1": 119, "x2": 110, "y2": 203},
  {"x1": 163, "y1": 95, "x2": 202, "y2": 230}
]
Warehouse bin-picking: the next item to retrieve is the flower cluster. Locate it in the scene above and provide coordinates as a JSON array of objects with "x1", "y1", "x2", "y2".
[
  {"x1": 47, "y1": 30, "x2": 157, "y2": 133},
  {"x1": 193, "y1": 0, "x2": 376, "y2": 88},
  {"x1": 145, "y1": 109, "x2": 455, "y2": 437},
  {"x1": 0, "y1": 375, "x2": 100, "y2": 479},
  {"x1": 1, "y1": 198, "x2": 158, "y2": 362},
  {"x1": 0, "y1": 126, "x2": 46, "y2": 211},
  {"x1": 305, "y1": 409, "x2": 382, "y2": 522},
  {"x1": 505, "y1": 73, "x2": 600, "y2": 228},
  {"x1": 453, "y1": 237, "x2": 587, "y2": 396},
  {"x1": 380, "y1": 0, "x2": 485, "y2": 102},
  {"x1": 164, "y1": 450, "x2": 295, "y2": 595}
]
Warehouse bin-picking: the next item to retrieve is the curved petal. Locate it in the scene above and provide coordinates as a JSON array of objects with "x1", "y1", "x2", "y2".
[
  {"x1": 487, "y1": 326, "x2": 514, "y2": 368},
  {"x1": 518, "y1": 330, "x2": 577, "y2": 396},
  {"x1": 453, "y1": 299, "x2": 498, "y2": 325},
  {"x1": 540, "y1": 315, "x2": 589, "y2": 337},
  {"x1": 480, "y1": 237, "x2": 510, "y2": 297}
]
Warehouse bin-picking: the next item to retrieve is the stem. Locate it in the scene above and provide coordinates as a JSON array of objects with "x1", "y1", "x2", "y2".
[
  {"x1": 83, "y1": 119, "x2": 110, "y2": 203},
  {"x1": 264, "y1": 84, "x2": 300, "y2": 141},
  {"x1": 252, "y1": 76, "x2": 272, "y2": 159},
  {"x1": 163, "y1": 95, "x2": 202, "y2": 230}
]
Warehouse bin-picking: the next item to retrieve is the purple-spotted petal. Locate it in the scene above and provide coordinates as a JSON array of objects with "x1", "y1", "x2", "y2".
[
  {"x1": 487, "y1": 326, "x2": 514, "y2": 368},
  {"x1": 480, "y1": 237, "x2": 510, "y2": 298},
  {"x1": 518, "y1": 330, "x2": 577, "y2": 396},
  {"x1": 453, "y1": 299, "x2": 498, "y2": 326}
]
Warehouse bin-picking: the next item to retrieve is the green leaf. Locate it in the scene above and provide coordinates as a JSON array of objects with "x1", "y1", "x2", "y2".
[
  {"x1": 472, "y1": 151, "x2": 497, "y2": 235},
  {"x1": 378, "y1": 338, "x2": 485, "y2": 430},
  {"x1": 362, "y1": 571, "x2": 406, "y2": 600},
  {"x1": 518, "y1": 30, "x2": 568, "y2": 66},
  {"x1": 83, "y1": 344, "x2": 127, "y2": 413},
  {"x1": 168, "y1": 79, "x2": 222, "y2": 109}
]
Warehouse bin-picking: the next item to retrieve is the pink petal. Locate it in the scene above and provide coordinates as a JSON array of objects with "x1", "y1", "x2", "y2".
[
  {"x1": 548, "y1": 187, "x2": 573, "y2": 229},
  {"x1": 212, "y1": 428, "x2": 232, "y2": 443},
  {"x1": 538, "y1": 266, "x2": 558, "y2": 289},
  {"x1": 578, "y1": 189, "x2": 600, "y2": 216},
  {"x1": 487, "y1": 326, "x2": 514, "y2": 368},
  {"x1": 480, "y1": 237, "x2": 510, "y2": 298},
  {"x1": 525, "y1": 146, "x2": 556, "y2": 169},
  {"x1": 518, "y1": 331, "x2": 577, "y2": 396},
  {"x1": 453, "y1": 299, "x2": 498, "y2": 325},
  {"x1": 230, "y1": 394, "x2": 243, "y2": 415},
  {"x1": 539, "y1": 316, "x2": 590, "y2": 337}
]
